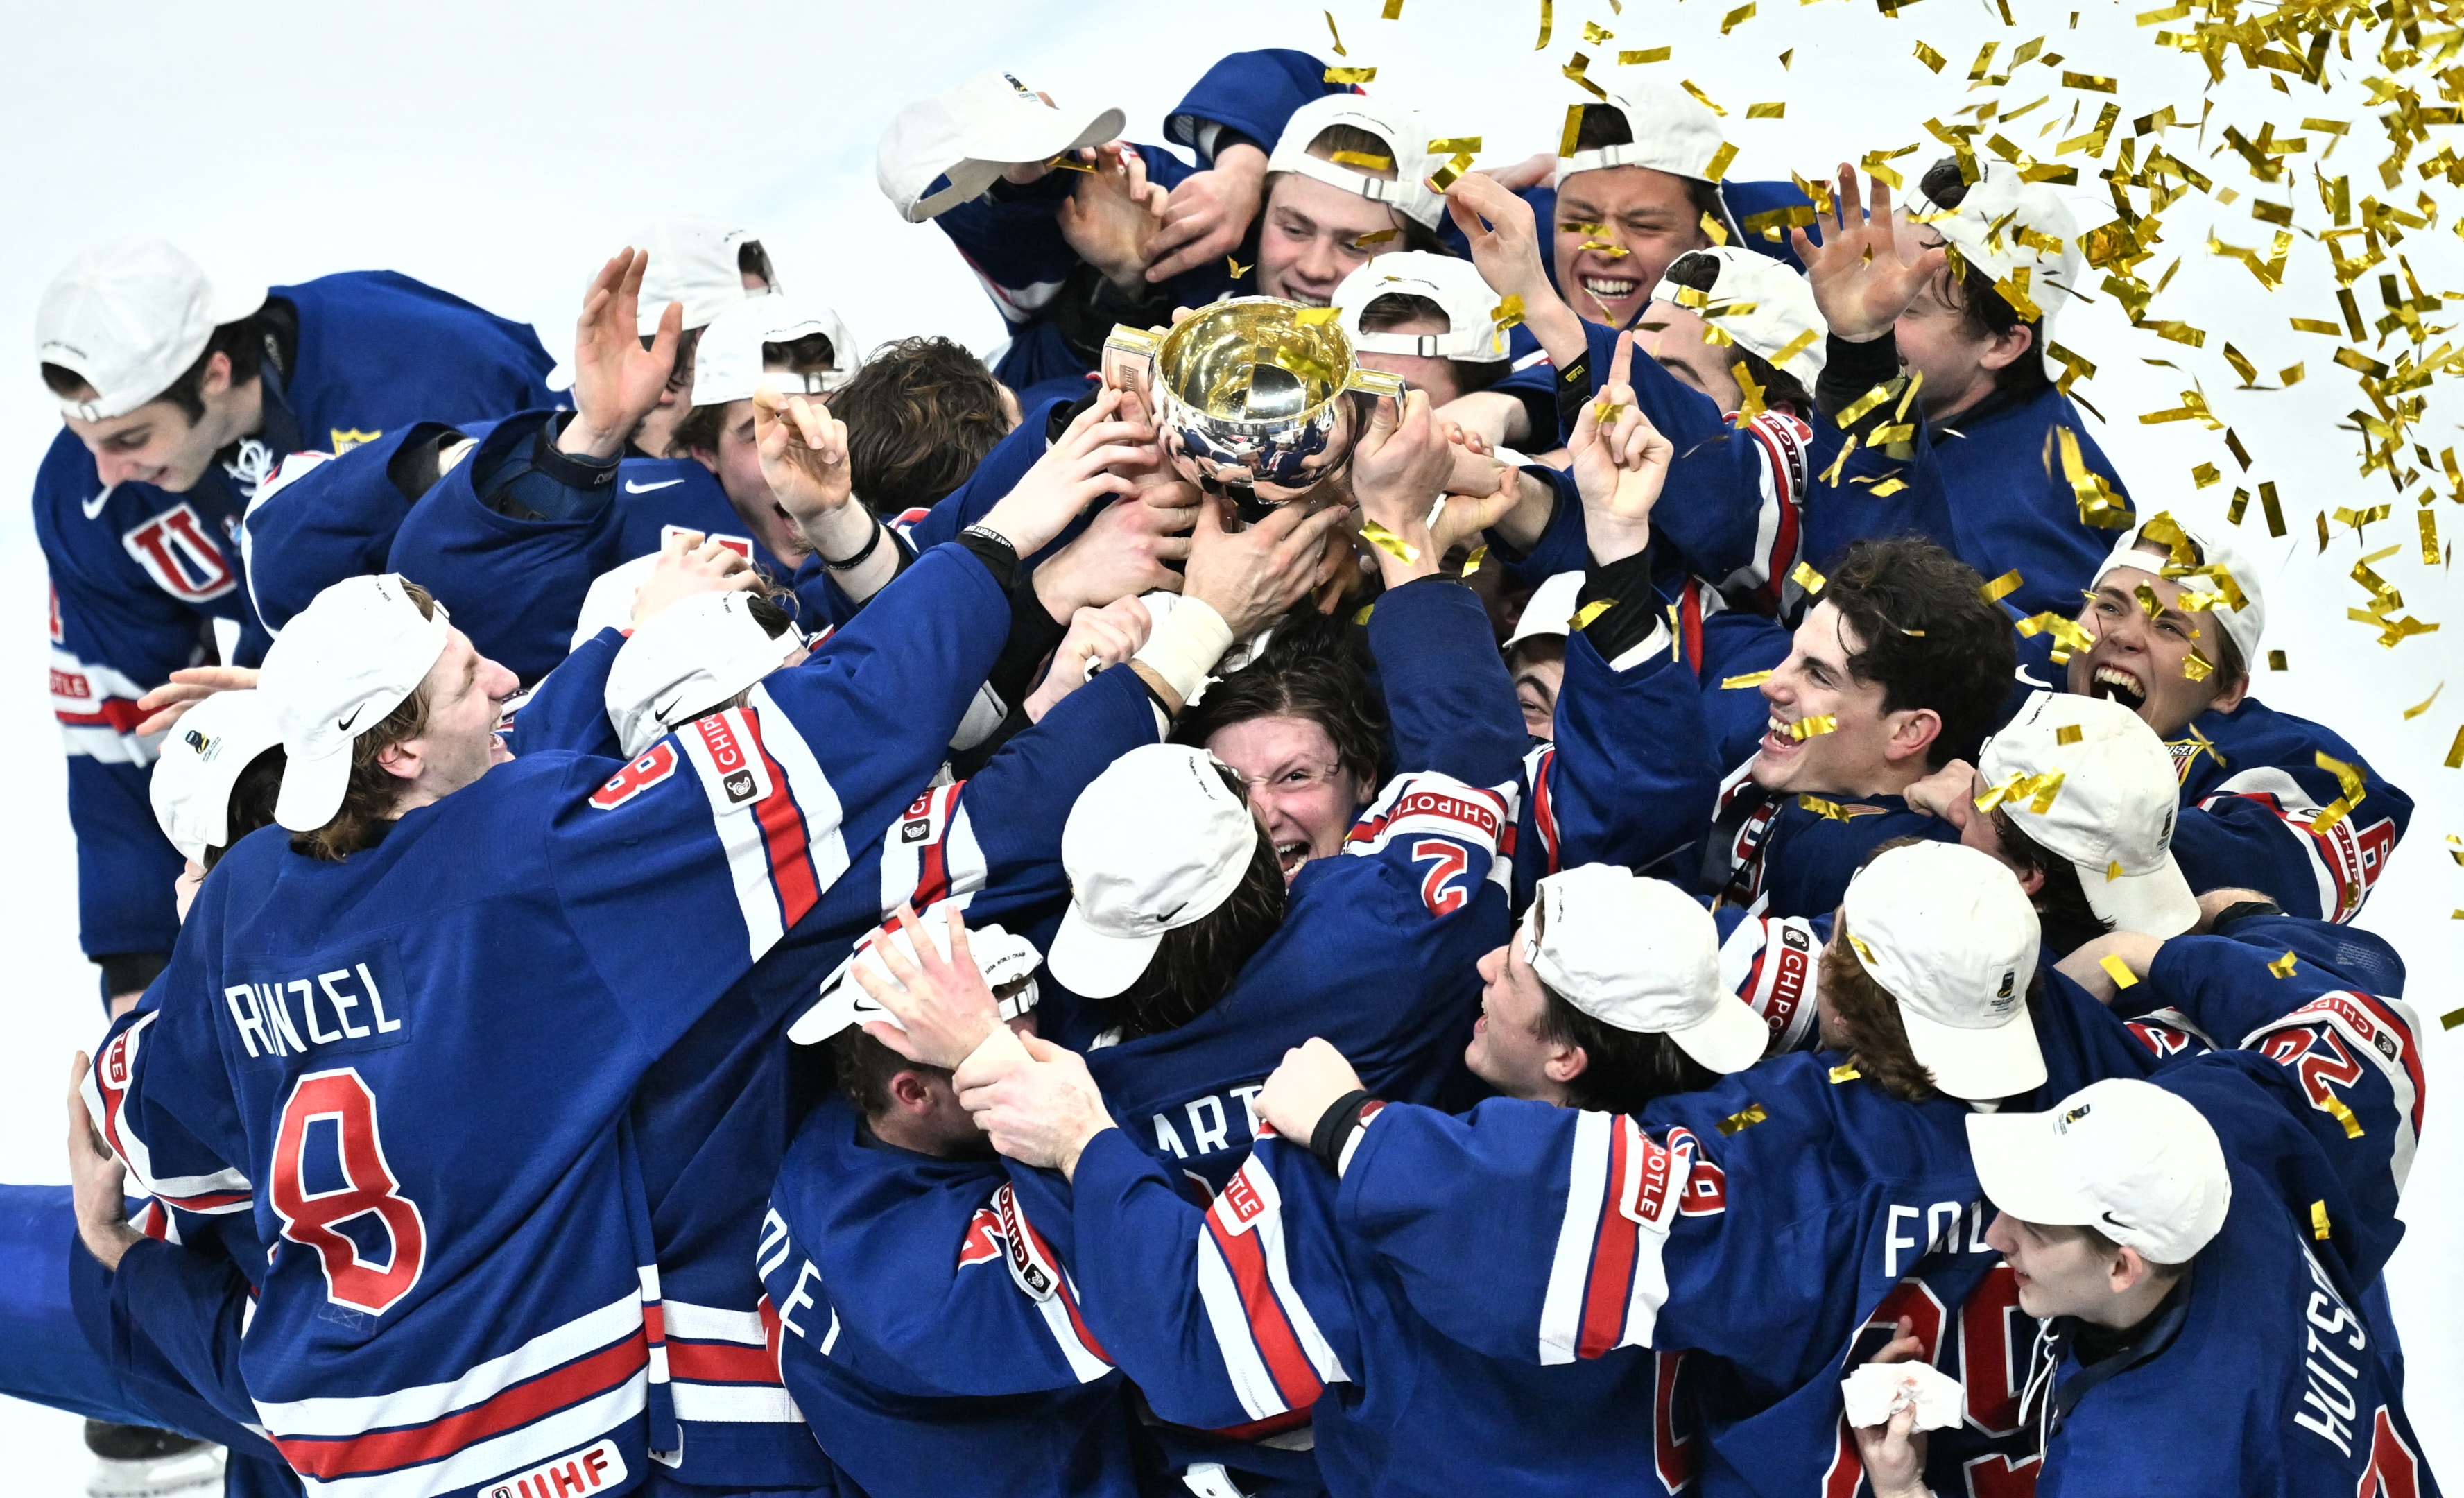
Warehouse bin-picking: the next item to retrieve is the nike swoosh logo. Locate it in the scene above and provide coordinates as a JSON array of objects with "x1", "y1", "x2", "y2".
[
  {"x1": 336, "y1": 705, "x2": 367, "y2": 734},
  {"x1": 80, "y1": 485, "x2": 117, "y2": 520},
  {"x1": 624, "y1": 479, "x2": 685, "y2": 494}
]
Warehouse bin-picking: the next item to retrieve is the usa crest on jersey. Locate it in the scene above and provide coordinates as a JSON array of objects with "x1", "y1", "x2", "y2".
[{"x1": 122, "y1": 503, "x2": 239, "y2": 602}]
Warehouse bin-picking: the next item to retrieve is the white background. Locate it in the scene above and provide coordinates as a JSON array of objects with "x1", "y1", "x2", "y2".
[{"x1": 0, "y1": 0, "x2": 2454, "y2": 1488}]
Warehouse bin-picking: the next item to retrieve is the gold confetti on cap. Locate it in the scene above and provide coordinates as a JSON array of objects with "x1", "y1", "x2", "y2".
[
  {"x1": 1329, "y1": 150, "x2": 1395, "y2": 171},
  {"x1": 2100, "y1": 954, "x2": 2139, "y2": 989},
  {"x1": 2055, "y1": 723, "x2": 2084, "y2": 745}
]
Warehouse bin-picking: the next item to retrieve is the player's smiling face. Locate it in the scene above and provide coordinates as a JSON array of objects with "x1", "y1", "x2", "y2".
[
  {"x1": 1983, "y1": 1212, "x2": 2129, "y2": 1320},
  {"x1": 1463, "y1": 935, "x2": 1569, "y2": 1101},
  {"x1": 1257, "y1": 172, "x2": 1403, "y2": 307},
  {"x1": 2065, "y1": 552, "x2": 2246, "y2": 739},
  {"x1": 1554, "y1": 166, "x2": 1710, "y2": 329},
  {"x1": 1634, "y1": 301, "x2": 1745, "y2": 414},
  {"x1": 63, "y1": 356, "x2": 250, "y2": 493},
  {"x1": 379, "y1": 629, "x2": 520, "y2": 809},
  {"x1": 701, "y1": 397, "x2": 818, "y2": 565},
  {"x1": 1202, "y1": 713, "x2": 1370, "y2": 884},
  {"x1": 1752, "y1": 603, "x2": 1907, "y2": 798}
]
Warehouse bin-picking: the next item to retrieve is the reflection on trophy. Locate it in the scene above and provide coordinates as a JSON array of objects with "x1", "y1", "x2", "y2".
[{"x1": 1102, "y1": 297, "x2": 1406, "y2": 521}]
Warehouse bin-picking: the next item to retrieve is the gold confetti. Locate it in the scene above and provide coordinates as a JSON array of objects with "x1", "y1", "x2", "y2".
[
  {"x1": 1721, "y1": 670, "x2": 1775, "y2": 689},
  {"x1": 1360, "y1": 519, "x2": 1419, "y2": 565},
  {"x1": 1425, "y1": 150, "x2": 1475, "y2": 191},
  {"x1": 1490, "y1": 294, "x2": 1526, "y2": 330},
  {"x1": 1459, "y1": 544, "x2": 1487, "y2": 578},
  {"x1": 2192, "y1": 463, "x2": 2221, "y2": 488},
  {"x1": 1353, "y1": 602, "x2": 1376, "y2": 625},
  {"x1": 1535, "y1": 0, "x2": 1553, "y2": 49},
  {"x1": 1558, "y1": 105, "x2": 1585, "y2": 159},
  {"x1": 2100, "y1": 954, "x2": 2139, "y2": 989},
  {"x1": 1619, "y1": 46, "x2": 1671, "y2": 64},
  {"x1": 1348, "y1": 228, "x2": 1399, "y2": 250},
  {"x1": 1829, "y1": 1062, "x2": 1863, "y2": 1083},
  {"x1": 1584, "y1": 18, "x2": 1614, "y2": 43},
  {"x1": 2106, "y1": 861, "x2": 2126, "y2": 881},
  {"x1": 2323, "y1": 1096, "x2": 2365, "y2": 1139},
  {"x1": 1703, "y1": 144, "x2": 1739, "y2": 183},
  {"x1": 1591, "y1": 398, "x2": 1624, "y2": 427},
  {"x1": 1425, "y1": 136, "x2": 1483, "y2": 155},
  {"x1": 2449, "y1": 1005, "x2": 2464, "y2": 1028},
  {"x1": 1747, "y1": 102, "x2": 1786, "y2": 119},
  {"x1": 1295, "y1": 306, "x2": 1342, "y2": 325},
  {"x1": 1325, "y1": 8, "x2": 1346, "y2": 55},
  {"x1": 1720, "y1": 1, "x2": 1756, "y2": 33},
  {"x1": 2404, "y1": 684, "x2": 2443, "y2": 719},
  {"x1": 1680, "y1": 79, "x2": 1729, "y2": 117},
  {"x1": 2061, "y1": 71, "x2": 2118, "y2": 92},
  {"x1": 1778, "y1": 48, "x2": 1794, "y2": 69},
  {"x1": 1330, "y1": 150, "x2": 1395, "y2": 171},
  {"x1": 2312, "y1": 1200, "x2": 2332, "y2": 1239},
  {"x1": 1979, "y1": 569, "x2": 2024, "y2": 603},
  {"x1": 2182, "y1": 648, "x2": 2214, "y2": 682},
  {"x1": 2056, "y1": 723, "x2": 2084, "y2": 745},
  {"x1": 1800, "y1": 795, "x2": 1852, "y2": 822},
  {"x1": 1717, "y1": 1102, "x2": 1768, "y2": 1135},
  {"x1": 1382, "y1": 0, "x2": 1404, "y2": 13},
  {"x1": 1791, "y1": 561, "x2": 1826, "y2": 595},
  {"x1": 1870, "y1": 476, "x2": 1909, "y2": 497},
  {"x1": 1227, "y1": 256, "x2": 1251, "y2": 278},
  {"x1": 1571, "y1": 598, "x2": 1617, "y2": 630},
  {"x1": 2447, "y1": 725, "x2": 2464, "y2": 770},
  {"x1": 1975, "y1": 768, "x2": 2065, "y2": 816},
  {"x1": 1325, "y1": 65, "x2": 1378, "y2": 83},
  {"x1": 2269, "y1": 650, "x2": 2289, "y2": 671},
  {"x1": 1914, "y1": 40, "x2": 1947, "y2": 72},
  {"x1": 1786, "y1": 715, "x2": 1839, "y2": 741},
  {"x1": 2268, "y1": 950, "x2": 2300, "y2": 978},
  {"x1": 1562, "y1": 51, "x2": 1609, "y2": 101},
  {"x1": 2423, "y1": 509, "x2": 2441, "y2": 567}
]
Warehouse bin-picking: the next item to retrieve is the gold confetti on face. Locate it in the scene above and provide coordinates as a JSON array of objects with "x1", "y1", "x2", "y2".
[
  {"x1": 1786, "y1": 715, "x2": 1840, "y2": 741},
  {"x1": 1721, "y1": 670, "x2": 1775, "y2": 689}
]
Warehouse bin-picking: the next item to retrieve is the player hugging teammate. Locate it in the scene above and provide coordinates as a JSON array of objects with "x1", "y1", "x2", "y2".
[{"x1": 8, "y1": 34, "x2": 2439, "y2": 1498}]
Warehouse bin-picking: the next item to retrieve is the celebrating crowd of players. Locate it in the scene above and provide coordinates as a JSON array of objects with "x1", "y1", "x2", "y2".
[{"x1": 9, "y1": 42, "x2": 2438, "y2": 1498}]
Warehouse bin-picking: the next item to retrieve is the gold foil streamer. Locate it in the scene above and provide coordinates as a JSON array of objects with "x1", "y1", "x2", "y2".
[
  {"x1": 2101, "y1": 954, "x2": 2140, "y2": 988},
  {"x1": 1330, "y1": 150, "x2": 1395, "y2": 170},
  {"x1": 1535, "y1": 0, "x2": 1553, "y2": 49},
  {"x1": 1619, "y1": 46, "x2": 1671, "y2": 64},
  {"x1": 1829, "y1": 1062, "x2": 1862, "y2": 1083},
  {"x1": 1571, "y1": 598, "x2": 1617, "y2": 630},
  {"x1": 1721, "y1": 670, "x2": 1775, "y2": 689},
  {"x1": 2269, "y1": 950, "x2": 2300, "y2": 978},
  {"x1": 1361, "y1": 519, "x2": 1420, "y2": 565},
  {"x1": 1979, "y1": 569, "x2": 2024, "y2": 603},
  {"x1": 1717, "y1": 1103, "x2": 1768, "y2": 1135},
  {"x1": 1786, "y1": 715, "x2": 1840, "y2": 740},
  {"x1": 1325, "y1": 66, "x2": 1378, "y2": 83},
  {"x1": 2312, "y1": 1200, "x2": 2332, "y2": 1240}
]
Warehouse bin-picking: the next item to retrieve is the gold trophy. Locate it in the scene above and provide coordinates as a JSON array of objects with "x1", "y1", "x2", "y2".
[{"x1": 1102, "y1": 297, "x2": 1407, "y2": 520}]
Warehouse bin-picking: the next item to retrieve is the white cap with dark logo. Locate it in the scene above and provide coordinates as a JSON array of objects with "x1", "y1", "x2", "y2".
[
  {"x1": 1650, "y1": 247, "x2": 1829, "y2": 386},
  {"x1": 877, "y1": 71, "x2": 1127, "y2": 224},
  {"x1": 791, "y1": 906, "x2": 1044, "y2": 1045},
  {"x1": 1905, "y1": 159, "x2": 2083, "y2": 328},
  {"x1": 1553, "y1": 82, "x2": 1732, "y2": 189},
  {"x1": 150, "y1": 689, "x2": 284, "y2": 863},
  {"x1": 1335, "y1": 251, "x2": 1513, "y2": 363},
  {"x1": 1049, "y1": 745, "x2": 1259, "y2": 999},
  {"x1": 1840, "y1": 841, "x2": 2046, "y2": 1100},
  {"x1": 633, "y1": 217, "x2": 775, "y2": 335},
  {"x1": 604, "y1": 590, "x2": 804, "y2": 759},
  {"x1": 35, "y1": 237, "x2": 268, "y2": 422},
  {"x1": 258, "y1": 574, "x2": 451, "y2": 834},
  {"x1": 1967, "y1": 1077, "x2": 2231, "y2": 1264},
  {"x1": 1524, "y1": 864, "x2": 1768, "y2": 1073},
  {"x1": 1981, "y1": 691, "x2": 2201, "y2": 938}
]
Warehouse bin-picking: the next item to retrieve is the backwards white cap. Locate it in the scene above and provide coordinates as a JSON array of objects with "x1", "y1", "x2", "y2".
[
  {"x1": 150, "y1": 689, "x2": 285, "y2": 863},
  {"x1": 878, "y1": 69, "x2": 1127, "y2": 223},
  {"x1": 1981, "y1": 691, "x2": 2201, "y2": 938},
  {"x1": 1967, "y1": 1077, "x2": 2232, "y2": 1264},
  {"x1": 1906, "y1": 159, "x2": 2083, "y2": 334},
  {"x1": 1525, "y1": 864, "x2": 1768, "y2": 1073},
  {"x1": 1049, "y1": 745, "x2": 1260, "y2": 998},
  {"x1": 1335, "y1": 251, "x2": 1512, "y2": 363},
  {"x1": 633, "y1": 217, "x2": 775, "y2": 335},
  {"x1": 2090, "y1": 512, "x2": 2267, "y2": 671},
  {"x1": 1840, "y1": 841, "x2": 2046, "y2": 1100},
  {"x1": 791, "y1": 905, "x2": 1045, "y2": 1045},
  {"x1": 36, "y1": 237, "x2": 268, "y2": 422},
  {"x1": 603, "y1": 590, "x2": 804, "y2": 759},
  {"x1": 1266, "y1": 94, "x2": 1443, "y2": 230},
  {"x1": 1651, "y1": 246, "x2": 1829, "y2": 386},
  {"x1": 258, "y1": 574, "x2": 452, "y2": 833},
  {"x1": 691, "y1": 292, "x2": 857, "y2": 406},
  {"x1": 1553, "y1": 83, "x2": 1733, "y2": 190},
  {"x1": 1504, "y1": 570, "x2": 1585, "y2": 651}
]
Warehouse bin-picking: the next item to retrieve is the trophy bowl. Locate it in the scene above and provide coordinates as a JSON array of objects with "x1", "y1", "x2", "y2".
[{"x1": 1103, "y1": 297, "x2": 1406, "y2": 514}]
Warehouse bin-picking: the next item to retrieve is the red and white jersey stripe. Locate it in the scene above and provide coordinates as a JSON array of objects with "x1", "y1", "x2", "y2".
[
  {"x1": 2194, "y1": 767, "x2": 2394, "y2": 924},
  {"x1": 51, "y1": 645, "x2": 159, "y2": 764},
  {"x1": 1194, "y1": 1156, "x2": 1352, "y2": 1422},
  {"x1": 676, "y1": 693, "x2": 850, "y2": 960},
  {"x1": 83, "y1": 1015, "x2": 252, "y2": 1215},
  {"x1": 1725, "y1": 411, "x2": 1810, "y2": 608},
  {"x1": 662, "y1": 1300, "x2": 804, "y2": 1425},
  {"x1": 2242, "y1": 988, "x2": 2426, "y2": 1189},
  {"x1": 1537, "y1": 1112, "x2": 1689, "y2": 1366},
  {"x1": 875, "y1": 780, "x2": 988, "y2": 915}
]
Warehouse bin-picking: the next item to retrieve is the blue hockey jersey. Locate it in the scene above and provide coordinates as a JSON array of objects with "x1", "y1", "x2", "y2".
[
  {"x1": 241, "y1": 422, "x2": 493, "y2": 636},
  {"x1": 79, "y1": 544, "x2": 1006, "y2": 1498},
  {"x1": 39, "y1": 270, "x2": 556, "y2": 972}
]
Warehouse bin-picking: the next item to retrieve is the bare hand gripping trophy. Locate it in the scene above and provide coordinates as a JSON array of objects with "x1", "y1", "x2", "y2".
[{"x1": 1103, "y1": 296, "x2": 1406, "y2": 522}]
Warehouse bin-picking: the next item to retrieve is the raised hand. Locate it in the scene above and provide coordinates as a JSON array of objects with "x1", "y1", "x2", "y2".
[
  {"x1": 753, "y1": 389, "x2": 855, "y2": 531},
  {"x1": 1144, "y1": 141, "x2": 1268, "y2": 283},
  {"x1": 1790, "y1": 165, "x2": 1947, "y2": 344},
  {"x1": 955, "y1": 1031, "x2": 1117, "y2": 1177},
  {"x1": 1181, "y1": 492, "x2": 1357, "y2": 639},
  {"x1": 1569, "y1": 333, "x2": 1673, "y2": 565},
  {"x1": 974, "y1": 387, "x2": 1157, "y2": 556},
  {"x1": 1024, "y1": 598, "x2": 1153, "y2": 722},
  {"x1": 630, "y1": 528, "x2": 756, "y2": 626},
  {"x1": 850, "y1": 904, "x2": 1006, "y2": 1069},
  {"x1": 1031, "y1": 474, "x2": 1196, "y2": 619},
  {"x1": 1059, "y1": 144, "x2": 1171, "y2": 291},
  {"x1": 1254, "y1": 1037, "x2": 1366, "y2": 1144},
  {"x1": 1440, "y1": 173, "x2": 1587, "y2": 367},
  {"x1": 135, "y1": 664, "x2": 260, "y2": 737},
  {"x1": 563, "y1": 248, "x2": 682, "y2": 458}
]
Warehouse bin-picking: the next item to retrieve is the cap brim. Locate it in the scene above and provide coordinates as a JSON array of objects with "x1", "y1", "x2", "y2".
[
  {"x1": 2081, "y1": 856, "x2": 2200, "y2": 938},
  {"x1": 1965, "y1": 1111, "x2": 2101, "y2": 1228},
  {"x1": 965, "y1": 104, "x2": 1127, "y2": 173},
  {"x1": 787, "y1": 973, "x2": 898, "y2": 1047},
  {"x1": 271, "y1": 743, "x2": 353, "y2": 834},
  {"x1": 1897, "y1": 997, "x2": 2047, "y2": 1101},
  {"x1": 1668, "y1": 992, "x2": 1772, "y2": 1074},
  {"x1": 213, "y1": 282, "x2": 270, "y2": 327},
  {"x1": 903, "y1": 159, "x2": 1008, "y2": 223},
  {"x1": 1046, "y1": 903, "x2": 1162, "y2": 999}
]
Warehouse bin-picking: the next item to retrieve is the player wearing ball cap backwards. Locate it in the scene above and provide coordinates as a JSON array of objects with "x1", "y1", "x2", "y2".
[
  {"x1": 1853, "y1": 1049, "x2": 2436, "y2": 1497},
  {"x1": 33, "y1": 236, "x2": 557, "y2": 1010},
  {"x1": 1200, "y1": 841, "x2": 2264, "y2": 1495}
]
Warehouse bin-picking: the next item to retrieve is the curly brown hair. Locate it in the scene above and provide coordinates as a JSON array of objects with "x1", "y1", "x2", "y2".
[
  {"x1": 290, "y1": 581, "x2": 440, "y2": 863},
  {"x1": 1816, "y1": 921, "x2": 1938, "y2": 1102},
  {"x1": 825, "y1": 336, "x2": 1017, "y2": 518}
]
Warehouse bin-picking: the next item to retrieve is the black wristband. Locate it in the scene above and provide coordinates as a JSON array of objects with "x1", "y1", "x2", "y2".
[
  {"x1": 532, "y1": 411, "x2": 623, "y2": 492},
  {"x1": 1554, "y1": 350, "x2": 1594, "y2": 445},
  {"x1": 1574, "y1": 544, "x2": 1665, "y2": 662},
  {"x1": 1309, "y1": 1090, "x2": 1377, "y2": 1173},
  {"x1": 821, "y1": 517, "x2": 886, "y2": 570},
  {"x1": 97, "y1": 952, "x2": 170, "y2": 1002},
  {"x1": 956, "y1": 526, "x2": 1022, "y2": 592},
  {"x1": 2209, "y1": 897, "x2": 2282, "y2": 930}
]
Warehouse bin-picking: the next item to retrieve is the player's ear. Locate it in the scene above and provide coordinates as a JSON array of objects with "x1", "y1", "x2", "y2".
[
  {"x1": 1544, "y1": 1041, "x2": 1589, "y2": 1086},
  {"x1": 1886, "y1": 707, "x2": 1942, "y2": 765},
  {"x1": 374, "y1": 739, "x2": 423, "y2": 783},
  {"x1": 2108, "y1": 1243, "x2": 2151, "y2": 1295},
  {"x1": 888, "y1": 1069, "x2": 939, "y2": 1116}
]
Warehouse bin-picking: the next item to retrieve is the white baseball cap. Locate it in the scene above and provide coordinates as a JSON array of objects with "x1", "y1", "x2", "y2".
[
  {"x1": 1526, "y1": 865, "x2": 1768, "y2": 1073},
  {"x1": 258, "y1": 574, "x2": 452, "y2": 834},
  {"x1": 1049, "y1": 745, "x2": 1261, "y2": 998},
  {"x1": 691, "y1": 292, "x2": 856, "y2": 406},
  {"x1": 1554, "y1": 83, "x2": 1732, "y2": 189},
  {"x1": 35, "y1": 238, "x2": 268, "y2": 421},
  {"x1": 1840, "y1": 842, "x2": 2046, "y2": 1099},
  {"x1": 150, "y1": 689, "x2": 285, "y2": 863},
  {"x1": 1981, "y1": 691, "x2": 2201, "y2": 938},
  {"x1": 1504, "y1": 571, "x2": 1585, "y2": 651},
  {"x1": 1266, "y1": 95, "x2": 1443, "y2": 230},
  {"x1": 1335, "y1": 252, "x2": 1511, "y2": 363},
  {"x1": 1967, "y1": 1077, "x2": 2231, "y2": 1264},
  {"x1": 634, "y1": 217, "x2": 775, "y2": 335},
  {"x1": 791, "y1": 906, "x2": 1044, "y2": 1045},
  {"x1": 878, "y1": 70, "x2": 1128, "y2": 224},
  {"x1": 1651, "y1": 247, "x2": 1829, "y2": 386},
  {"x1": 1906, "y1": 159, "x2": 2083, "y2": 330},
  {"x1": 2092, "y1": 513, "x2": 2267, "y2": 670},
  {"x1": 604, "y1": 590, "x2": 804, "y2": 758}
]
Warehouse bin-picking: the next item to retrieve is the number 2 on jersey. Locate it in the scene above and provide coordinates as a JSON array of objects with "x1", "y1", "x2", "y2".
[
  {"x1": 1411, "y1": 838, "x2": 1471, "y2": 916},
  {"x1": 270, "y1": 1068, "x2": 428, "y2": 1316}
]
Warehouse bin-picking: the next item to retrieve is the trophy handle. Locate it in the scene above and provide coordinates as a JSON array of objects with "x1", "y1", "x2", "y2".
[
  {"x1": 1345, "y1": 367, "x2": 1408, "y2": 399},
  {"x1": 1101, "y1": 326, "x2": 1164, "y2": 394}
]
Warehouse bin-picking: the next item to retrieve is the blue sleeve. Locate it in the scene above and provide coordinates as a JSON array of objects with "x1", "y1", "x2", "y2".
[
  {"x1": 1166, "y1": 50, "x2": 1345, "y2": 159},
  {"x1": 933, "y1": 145, "x2": 1198, "y2": 334},
  {"x1": 1797, "y1": 417, "x2": 1957, "y2": 576},
  {"x1": 1522, "y1": 627, "x2": 1719, "y2": 895},
  {"x1": 1058, "y1": 1130, "x2": 1363, "y2": 1430},
  {"x1": 281, "y1": 270, "x2": 557, "y2": 429},
  {"x1": 386, "y1": 413, "x2": 626, "y2": 681},
  {"x1": 101, "y1": 1235, "x2": 263, "y2": 1443},
  {"x1": 1487, "y1": 465, "x2": 1592, "y2": 592},
  {"x1": 2173, "y1": 750, "x2": 2411, "y2": 926},
  {"x1": 1693, "y1": 608, "x2": 1792, "y2": 774},
  {"x1": 1717, "y1": 181, "x2": 1816, "y2": 270},
  {"x1": 241, "y1": 424, "x2": 460, "y2": 635},
  {"x1": 1366, "y1": 578, "x2": 1525, "y2": 789},
  {"x1": 501, "y1": 628, "x2": 625, "y2": 759}
]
